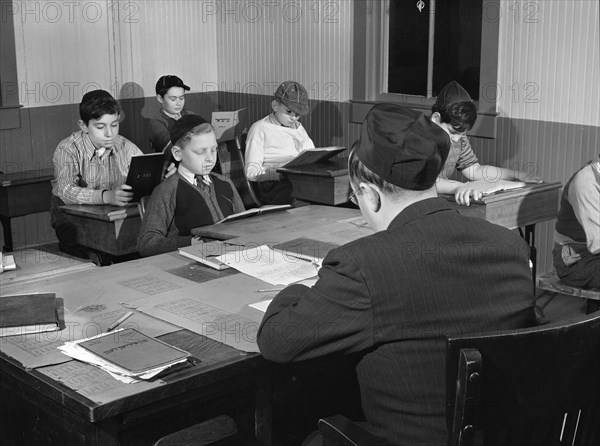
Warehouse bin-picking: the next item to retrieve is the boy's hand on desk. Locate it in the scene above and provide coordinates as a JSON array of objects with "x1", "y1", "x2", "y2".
[
  {"x1": 103, "y1": 185, "x2": 134, "y2": 206},
  {"x1": 454, "y1": 183, "x2": 482, "y2": 206}
]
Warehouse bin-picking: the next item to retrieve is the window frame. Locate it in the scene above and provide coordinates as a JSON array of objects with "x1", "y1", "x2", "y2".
[
  {"x1": 0, "y1": 0, "x2": 22, "y2": 130},
  {"x1": 351, "y1": 0, "x2": 500, "y2": 138}
]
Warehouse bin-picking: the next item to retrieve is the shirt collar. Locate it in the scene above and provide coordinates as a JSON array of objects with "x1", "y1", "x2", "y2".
[
  {"x1": 162, "y1": 108, "x2": 182, "y2": 120},
  {"x1": 82, "y1": 132, "x2": 115, "y2": 160},
  {"x1": 177, "y1": 164, "x2": 211, "y2": 186}
]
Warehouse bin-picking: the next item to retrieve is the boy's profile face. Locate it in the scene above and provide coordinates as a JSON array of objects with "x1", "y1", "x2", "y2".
[
  {"x1": 174, "y1": 132, "x2": 218, "y2": 176},
  {"x1": 78, "y1": 113, "x2": 120, "y2": 149},
  {"x1": 158, "y1": 87, "x2": 185, "y2": 115},
  {"x1": 272, "y1": 100, "x2": 300, "y2": 127},
  {"x1": 431, "y1": 113, "x2": 467, "y2": 143}
]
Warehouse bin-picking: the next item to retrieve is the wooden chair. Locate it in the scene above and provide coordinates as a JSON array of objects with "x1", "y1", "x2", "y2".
[
  {"x1": 537, "y1": 270, "x2": 600, "y2": 315},
  {"x1": 318, "y1": 312, "x2": 600, "y2": 446},
  {"x1": 216, "y1": 134, "x2": 262, "y2": 209},
  {"x1": 137, "y1": 195, "x2": 150, "y2": 221}
]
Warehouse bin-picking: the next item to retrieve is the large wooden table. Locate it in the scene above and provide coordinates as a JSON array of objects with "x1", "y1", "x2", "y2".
[
  {"x1": 1, "y1": 206, "x2": 367, "y2": 446},
  {"x1": 0, "y1": 168, "x2": 54, "y2": 252}
]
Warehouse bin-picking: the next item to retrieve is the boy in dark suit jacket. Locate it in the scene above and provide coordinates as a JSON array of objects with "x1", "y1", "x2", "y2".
[
  {"x1": 257, "y1": 104, "x2": 536, "y2": 445},
  {"x1": 138, "y1": 115, "x2": 244, "y2": 257}
]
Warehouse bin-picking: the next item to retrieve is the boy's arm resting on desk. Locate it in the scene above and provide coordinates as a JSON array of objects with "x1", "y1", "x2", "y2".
[
  {"x1": 257, "y1": 249, "x2": 373, "y2": 363},
  {"x1": 244, "y1": 126, "x2": 267, "y2": 181},
  {"x1": 137, "y1": 181, "x2": 192, "y2": 257},
  {"x1": 569, "y1": 167, "x2": 600, "y2": 254}
]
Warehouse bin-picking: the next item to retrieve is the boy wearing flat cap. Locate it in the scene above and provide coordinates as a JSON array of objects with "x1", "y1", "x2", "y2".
[
  {"x1": 138, "y1": 115, "x2": 244, "y2": 257},
  {"x1": 257, "y1": 104, "x2": 535, "y2": 446},
  {"x1": 149, "y1": 75, "x2": 197, "y2": 153},
  {"x1": 244, "y1": 80, "x2": 315, "y2": 204},
  {"x1": 432, "y1": 80, "x2": 542, "y2": 205}
]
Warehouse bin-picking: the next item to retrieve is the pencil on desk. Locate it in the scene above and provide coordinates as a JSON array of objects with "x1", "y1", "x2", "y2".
[
  {"x1": 256, "y1": 288, "x2": 284, "y2": 293},
  {"x1": 106, "y1": 311, "x2": 134, "y2": 332}
]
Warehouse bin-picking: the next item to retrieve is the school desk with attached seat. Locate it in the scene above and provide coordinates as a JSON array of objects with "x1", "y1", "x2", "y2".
[{"x1": 0, "y1": 167, "x2": 54, "y2": 252}]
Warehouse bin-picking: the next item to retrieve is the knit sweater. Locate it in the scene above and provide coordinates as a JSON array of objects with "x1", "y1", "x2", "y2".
[{"x1": 137, "y1": 172, "x2": 244, "y2": 257}]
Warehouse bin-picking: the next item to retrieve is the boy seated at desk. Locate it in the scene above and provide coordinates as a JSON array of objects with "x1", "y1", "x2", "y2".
[
  {"x1": 138, "y1": 115, "x2": 245, "y2": 257},
  {"x1": 553, "y1": 155, "x2": 600, "y2": 289},
  {"x1": 432, "y1": 80, "x2": 543, "y2": 206},
  {"x1": 51, "y1": 89, "x2": 143, "y2": 264},
  {"x1": 244, "y1": 80, "x2": 315, "y2": 204}
]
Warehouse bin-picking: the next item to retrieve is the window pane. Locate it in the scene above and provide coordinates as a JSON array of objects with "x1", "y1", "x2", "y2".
[
  {"x1": 433, "y1": 0, "x2": 482, "y2": 99},
  {"x1": 387, "y1": 1, "x2": 430, "y2": 96}
]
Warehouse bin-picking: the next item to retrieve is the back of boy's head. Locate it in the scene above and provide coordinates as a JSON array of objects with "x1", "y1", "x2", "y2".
[
  {"x1": 431, "y1": 81, "x2": 477, "y2": 132},
  {"x1": 170, "y1": 114, "x2": 211, "y2": 148},
  {"x1": 79, "y1": 90, "x2": 119, "y2": 124}
]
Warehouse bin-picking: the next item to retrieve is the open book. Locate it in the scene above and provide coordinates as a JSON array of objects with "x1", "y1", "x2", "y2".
[
  {"x1": 473, "y1": 179, "x2": 527, "y2": 196},
  {"x1": 216, "y1": 204, "x2": 291, "y2": 224},
  {"x1": 272, "y1": 238, "x2": 339, "y2": 263},
  {"x1": 0, "y1": 292, "x2": 64, "y2": 337},
  {"x1": 281, "y1": 147, "x2": 346, "y2": 168}
]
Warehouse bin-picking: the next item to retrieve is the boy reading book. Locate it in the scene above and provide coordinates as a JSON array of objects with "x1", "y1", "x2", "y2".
[
  {"x1": 432, "y1": 81, "x2": 543, "y2": 206},
  {"x1": 51, "y1": 90, "x2": 143, "y2": 265},
  {"x1": 138, "y1": 115, "x2": 245, "y2": 257},
  {"x1": 244, "y1": 81, "x2": 315, "y2": 204}
]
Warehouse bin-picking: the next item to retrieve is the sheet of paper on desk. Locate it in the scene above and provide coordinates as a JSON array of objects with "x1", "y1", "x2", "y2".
[
  {"x1": 471, "y1": 179, "x2": 527, "y2": 196},
  {"x1": 215, "y1": 245, "x2": 319, "y2": 286}
]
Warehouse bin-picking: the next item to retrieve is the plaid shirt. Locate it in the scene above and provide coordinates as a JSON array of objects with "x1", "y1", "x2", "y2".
[{"x1": 52, "y1": 130, "x2": 143, "y2": 204}]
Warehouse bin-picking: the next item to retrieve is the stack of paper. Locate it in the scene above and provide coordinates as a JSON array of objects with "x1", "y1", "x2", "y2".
[{"x1": 58, "y1": 328, "x2": 191, "y2": 383}]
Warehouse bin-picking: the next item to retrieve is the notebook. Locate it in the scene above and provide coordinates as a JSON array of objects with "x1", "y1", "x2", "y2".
[
  {"x1": 281, "y1": 147, "x2": 346, "y2": 168},
  {"x1": 78, "y1": 328, "x2": 190, "y2": 375},
  {"x1": 125, "y1": 153, "x2": 165, "y2": 202}
]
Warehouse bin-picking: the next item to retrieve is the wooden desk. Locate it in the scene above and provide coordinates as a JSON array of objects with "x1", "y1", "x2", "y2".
[
  {"x1": 0, "y1": 168, "x2": 54, "y2": 252},
  {"x1": 0, "y1": 252, "x2": 262, "y2": 446},
  {"x1": 192, "y1": 204, "x2": 361, "y2": 240},
  {"x1": 277, "y1": 158, "x2": 350, "y2": 205},
  {"x1": 59, "y1": 204, "x2": 141, "y2": 256},
  {"x1": 440, "y1": 181, "x2": 562, "y2": 291}
]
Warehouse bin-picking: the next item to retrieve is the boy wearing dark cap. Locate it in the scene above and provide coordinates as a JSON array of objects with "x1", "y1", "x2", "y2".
[
  {"x1": 432, "y1": 80, "x2": 542, "y2": 205},
  {"x1": 149, "y1": 75, "x2": 196, "y2": 153},
  {"x1": 51, "y1": 89, "x2": 143, "y2": 263},
  {"x1": 257, "y1": 104, "x2": 535, "y2": 445},
  {"x1": 138, "y1": 115, "x2": 244, "y2": 257},
  {"x1": 244, "y1": 80, "x2": 315, "y2": 204}
]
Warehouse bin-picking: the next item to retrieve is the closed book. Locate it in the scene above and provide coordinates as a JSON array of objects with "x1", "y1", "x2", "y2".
[
  {"x1": 178, "y1": 245, "x2": 231, "y2": 270},
  {"x1": 0, "y1": 293, "x2": 62, "y2": 337},
  {"x1": 59, "y1": 204, "x2": 139, "y2": 221},
  {"x1": 77, "y1": 328, "x2": 190, "y2": 375}
]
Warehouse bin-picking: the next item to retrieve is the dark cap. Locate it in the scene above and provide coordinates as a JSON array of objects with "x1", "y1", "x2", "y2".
[
  {"x1": 274, "y1": 81, "x2": 309, "y2": 115},
  {"x1": 170, "y1": 114, "x2": 209, "y2": 146},
  {"x1": 434, "y1": 80, "x2": 472, "y2": 109},
  {"x1": 356, "y1": 104, "x2": 450, "y2": 190},
  {"x1": 156, "y1": 75, "x2": 190, "y2": 95}
]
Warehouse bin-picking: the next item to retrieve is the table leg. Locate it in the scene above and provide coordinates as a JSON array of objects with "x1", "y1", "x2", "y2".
[
  {"x1": 0, "y1": 216, "x2": 13, "y2": 252},
  {"x1": 524, "y1": 224, "x2": 537, "y2": 295}
]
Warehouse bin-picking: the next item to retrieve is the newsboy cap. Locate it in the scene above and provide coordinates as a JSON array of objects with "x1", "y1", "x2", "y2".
[
  {"x1": 170, "y1": 114, "x2": 209, "y2": 146},
  {"x1": 356, "y1": 103, "x2": 450, "y2": 190},
  {"x1": 156, "y1": 75, "x2": 190, "y2": 95},
  {"x1": 274, "y1": 81, "x2": 309, "y2": 116}
]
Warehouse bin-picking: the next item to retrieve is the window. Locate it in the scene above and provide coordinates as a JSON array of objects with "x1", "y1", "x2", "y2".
[
  {"x1": 352, "y1": 0, "x2": 499, "y2": 137},
  {"x1": 0, "y1": 0, "x2": 22, "y2": 130}
]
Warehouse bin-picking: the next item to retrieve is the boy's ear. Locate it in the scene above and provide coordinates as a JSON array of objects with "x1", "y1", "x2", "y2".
[
  {"x1": 156, "y1": 94, "x2": 164, "y2": 104},
  {"x1": 271, "y1": 99, "x2": 279, "y2": 111},
  {"x1": 171, "y1": 145, "x2": 183, "y2": 162},
  {"x1": 360, "y1": 182, "x2": 382, "y2": 213},
  {"x1": 78, "y1": 120, "x2": 88, "y2": 133},
  {"x1": 431, "y1": 112, "x2": 442, "y2": 125}
]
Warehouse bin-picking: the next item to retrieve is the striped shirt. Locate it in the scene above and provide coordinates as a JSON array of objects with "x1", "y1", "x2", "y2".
[{"x1": 52, "y1": 131, "x2": 143, "y2": 204}]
